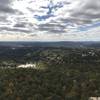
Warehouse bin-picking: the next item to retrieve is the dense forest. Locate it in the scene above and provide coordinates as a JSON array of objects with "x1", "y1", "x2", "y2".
[{"x1": 0, "y1": 46, "x2": 100, "y2": 100}]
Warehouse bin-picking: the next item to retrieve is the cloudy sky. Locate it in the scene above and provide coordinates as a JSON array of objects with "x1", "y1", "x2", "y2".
[{"x1": 0, "y1": 0, "x2": 100, "y2": 41}]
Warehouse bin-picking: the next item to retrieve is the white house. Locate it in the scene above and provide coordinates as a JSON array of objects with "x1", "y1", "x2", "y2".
[{"x1": 89, "y1": 97, "x2": 100, "y2": 100}]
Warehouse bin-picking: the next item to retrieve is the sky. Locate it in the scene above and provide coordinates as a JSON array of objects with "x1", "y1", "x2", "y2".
[{"x1": 0, "y1": 0, "x2": 100, "y2": 41}]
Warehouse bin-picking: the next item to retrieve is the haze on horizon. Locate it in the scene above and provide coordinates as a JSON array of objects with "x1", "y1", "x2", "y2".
[{"x1": 0, "y1": 0, "x2": 100, "y2": 41}]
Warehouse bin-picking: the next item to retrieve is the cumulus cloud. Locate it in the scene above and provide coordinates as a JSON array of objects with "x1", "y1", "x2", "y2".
[
  {"x1": 0, "y1": 0, "x2": 100, "y2": 41},
  {"x1": 71, "y1": 0, "x2": 100, "y2": 19}
]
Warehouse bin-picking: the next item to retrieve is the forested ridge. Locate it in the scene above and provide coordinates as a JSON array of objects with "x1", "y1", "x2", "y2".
[{"x1": 0, "y1": 47, "x2": 100, "y2": 100}]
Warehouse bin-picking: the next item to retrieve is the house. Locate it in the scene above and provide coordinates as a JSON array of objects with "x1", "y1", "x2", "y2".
[{"x1": 89, "y1": 97, "x2": 100, "y2": 100}]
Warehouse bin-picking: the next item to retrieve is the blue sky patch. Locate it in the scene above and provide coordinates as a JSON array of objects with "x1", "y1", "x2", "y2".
[
  {"x1": 34, "y1": 1, "x2": 63, "y2": 21},
  {"x1": 77, "y1": 21, "x2": 100, "y2": 32}
]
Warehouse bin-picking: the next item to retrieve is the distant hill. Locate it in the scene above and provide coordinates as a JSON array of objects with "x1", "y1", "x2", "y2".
[{"x1": 0, "y1": 41, "x2": 100, "y2": 48}]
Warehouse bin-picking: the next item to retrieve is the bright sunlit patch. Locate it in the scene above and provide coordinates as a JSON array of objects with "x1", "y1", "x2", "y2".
[{"x1": 17, "y1": 63, "x2": 37, "y2": 68}]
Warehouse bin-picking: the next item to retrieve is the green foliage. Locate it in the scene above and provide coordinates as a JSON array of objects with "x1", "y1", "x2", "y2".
[{"x1": 0, "y1": 47, "x2": 100, "y2": 99}]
